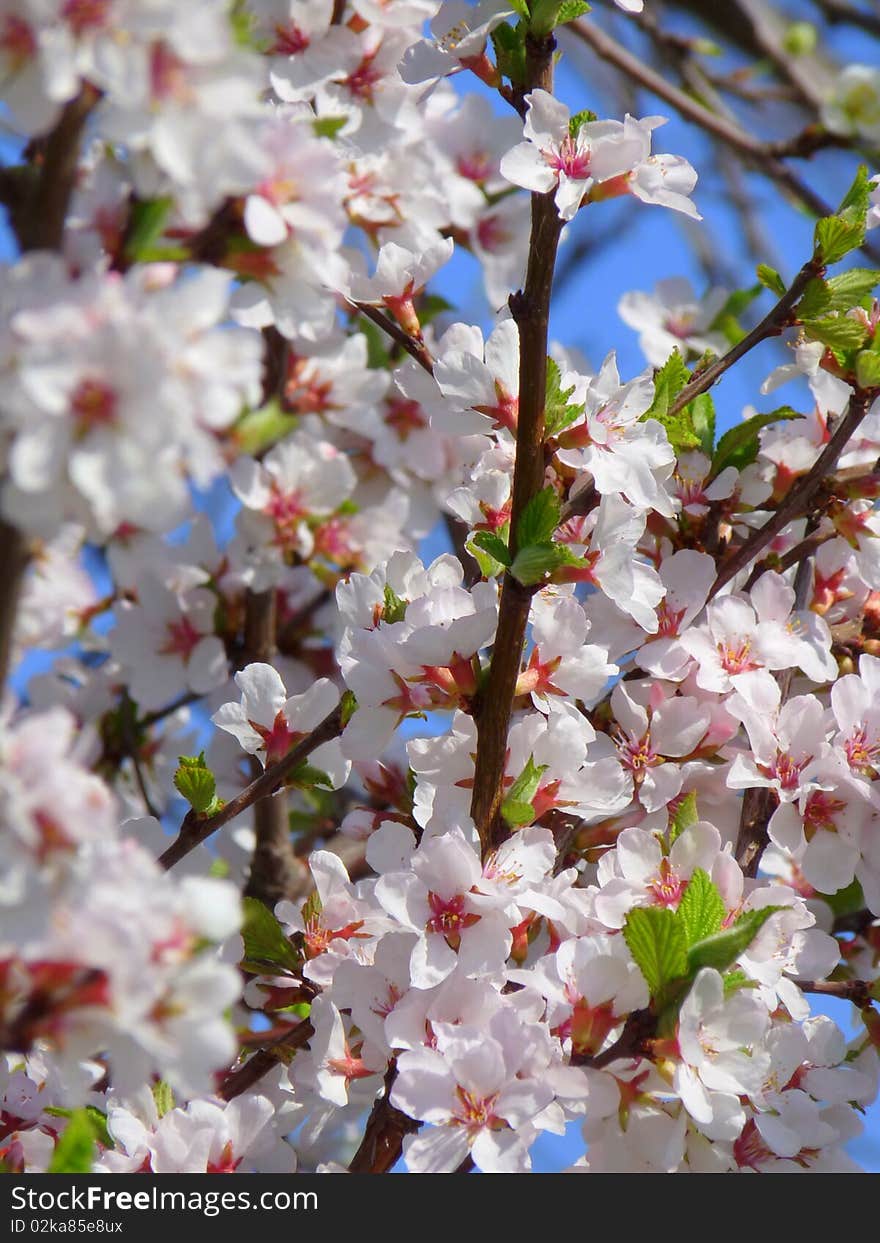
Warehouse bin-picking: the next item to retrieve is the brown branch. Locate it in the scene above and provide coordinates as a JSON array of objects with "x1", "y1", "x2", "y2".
[
  {"x1": 349, "y1": 301, "x2": 435, "y2": 375},
  {"x1": 348, "y1": 1062, "x2": 420, "y2": 1174},
  {"x1": 711, "y1": 388, "x2": 875, "y2": 601},
  {"x1": 469, "y1": 30, "x2": 562, "y2": 855},
  {"x1": 0, "y1": 88, "x2": 98, "y2": 692},
  {"x1": 219, "y1": 1019, "x2": 314, "y2": 1101},
  {"x1": 570, "y1": 1009, "x2": 657, "y2": 1069},
  {"x1": 735, "y1": 543, "x2": 818, "y2": 875},
  {"x1": 812, "y1": 0, "x2": 880, "y2": 38},
  {"x1": 566, "y1": 17, "x2": 880, "y2": 263},
  {"x1": 667, "y1": 256, "x2": 824, "y2": 420},
  {"x1": 158, "y1": 702, "x2": 343, "y2": 870},
  {"x1": 796, "y1": 978, "x2": 876, "y2": 1006}
]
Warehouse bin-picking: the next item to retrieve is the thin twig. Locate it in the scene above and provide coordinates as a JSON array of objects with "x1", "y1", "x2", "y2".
[
  {"x1": 158, "y1": 703, "x2": 344, "y2": 870},
  {"x1": 220, "y1": 1020, "x2": 314, "y2": 1101},
  {"x1": 349, "y1": 301, "x2": 435, "y2": 375}
]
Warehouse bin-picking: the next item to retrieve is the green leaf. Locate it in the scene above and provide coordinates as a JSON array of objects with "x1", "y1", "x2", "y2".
[
  {"x1": 509, "y1": 540, "x2": 584, "y2": 586},
  {"x1": 690, "y1": 393, "x2": 716, "y2": 456},
  {"x1": 545, "y1": 357, "x2": 584, "y2": 435},
  {"x1": 45, "y1": 1106, "x2": 111, "y2": 1150},
  {"x1": 856, "y1": 349, "x2": 880, "y2": 389},
  {"x1": 815, "y1": 167, "x2": 871, "y2": 264},
  {"x1": 516, "y1": 487, "x2": 561, "y2": 549},
  {"x1": 173, "y1": 752, "x2": 222, "y2": 816},
  {"x1": 286, "y1": 762, "x2": 333, "y2": 789},
  {"x1": 825, "y1": 268, "x2": 880, "y2": 310},
  {"x1": 568, "y1": 108, "x2": 598, "y2": 136},
  {"x1": 686, "y1": 906, "x2": 782, "y2": 975},
  {"x1": 382, "y1": 583, "x2": 408, "y2": 624},
  {"x1": 152, "y1": 1080, "x2": 175, "y2": 1119},
  {"x1": 711, "y1": 407, "x2": 801, "y2": 475},
  {"x1": 123, "y1": 196, "x2": 173, "y2": 263},
  {"x1": 491, "y1": 21, "x2": 527, "y2": 84},
  {"x1": 623, "y1": 906, "x2": 689, "y2": 1001},
  {"x1": 676, "y1": 869, "x2": 725, "y2": 948},
  {"x1": 241, "y1": 896, "x2": 302, "y2": 976},
  {"x1": 359, "y1": 318, "x2": 390, "y2": 369},
  {"x1": 48, "y1": 1111, "x2": 98, "y2": 1173},
  {"x1": 757, "y1": 264, "x2": 787, "y2": 297},
  {"x1": 471, "y1": 530, "x2": 511, "y2": 568},
  {"x1": 507, "y1": 0, "x2": 530, "y2": 14},
  {"x1": 668, "y1": 791, "x2": 698, "y2": 845},
  {"x1": 340, "y1": 689, "x2": 358, "y2": 728},
  {"x1": 722, "y1": 969, "x2": 757, "y2": 995},
  {"x1": 795, "y1": 277, "x2": 833, "y2": 321},
  {"x1": 819, "y1": 876, "x2": 865, "y2": 918},
  {"x1": 644, "y1": 350, "x2": 702, "y2": 453},
  {"x1": 500, "y1": 798, "x2": 538, "y2": 827},
  {"x1": 233, "y1": 398, "x2": 298, "y2": 456},
  {"x1": 802, "y1": 315, "x2": 868, "y2": 356},
  {"x1": 505, "y1": 755, "x2": 548, "y2": 806},
  {"x1": 313, "y1": 115, "x2": 346, "y2": 140},
  {"x1": 555, "y1": 0, "x2": 591, "y2": 26}
]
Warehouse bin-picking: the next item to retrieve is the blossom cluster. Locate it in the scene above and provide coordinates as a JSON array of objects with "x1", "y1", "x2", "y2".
[{"x1": 2, "y1": 0, "x2": 880, "y2": 1178}]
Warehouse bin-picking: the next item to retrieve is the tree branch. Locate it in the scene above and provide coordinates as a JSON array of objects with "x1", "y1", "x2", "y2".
[
  {"x1": 158, "y1": 703, "x2": 343, "y2": 870},
  {"x1": 349, "y1": 301, "x2": 435, "y2": 375},
  {"x1": 469, "y1": 30, "x2": 562, "y2": 855},
  {"x1": 711, "y1": 388, "x2": 876, "y2": 601},
  {"x1": 348, "y1": 1062, "x2": 419, "y2": 1174},
  {"x1": 567, "y1": 17, "x2": 880, "y2": 263},
  {"x1": 219, "y1": 1019, "x2": 314, "y2": 1102}
]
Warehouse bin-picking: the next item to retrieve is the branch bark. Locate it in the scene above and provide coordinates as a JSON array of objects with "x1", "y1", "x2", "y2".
[
  {"x1": 469, "y1": 31, "x2": 562, "y2": 855},
  {"x1": 158, "y1": 703, "x2": 343, "y2": 870}
]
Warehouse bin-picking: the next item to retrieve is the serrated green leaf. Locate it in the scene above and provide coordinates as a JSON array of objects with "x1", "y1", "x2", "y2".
[
  {"x1": 568, "y1": 108, "x2": 598, "y2": 136},
  {"x1": 815, "y1": 168, "x2": 871, "y2": 265},
  {"x1": 802, "y1": 315, "x2": 868, "y2": 355},
  {"x1": 123, "y1": 196, "x2": 173, "y2": 263},
  {"x1": 517, "y1": 487, "x2": 561, "y2": 549},
  {"x1": 173, "y1": 752, "x2": 221, "y2": 815},
  {"x1": 382, "y1": 583, "x2": 408, "y2": 624},
  {"x1": 676, "y1": 869, "x2": 725, "y2": 947},
  {"x1": 644, "y1": 350, "x2": 702, "y2": 453},
  {"x1": 48, "y1": 1111, "x2": 98, "y2": 1173},
  {"x1": 241, "y1": 896, "x2": 302, "y2": 975},
  {"x1": 623, "y1": 906, "x2": 689, "y2": 1001},
  {"x1": 556, "y1": 0, "x2": 591, "y2": 24},
  {"x1": 825, "y1": 268, "x2": 880, "y2": 309},
  {"x1": 711, "y1": 407, "x2": 801, "y2": 475},
  {"x1": 795, "y1": 277, "x2": 833, "y2": 321},
  {"x1": 856, "y1": 349, "x2": 880, "y2": 389},
  {"x1": 668, "y1": 791, "x2": 699, "y2": 845},
  {"x1": 757, "y1": 264, "x2": 787, "y2": 297},
  {"x1": 471, "y1": 530, "x2": 511, "y2": 568},
  {"x1": 491, "y1": 21, "x2": 527, "y2": 84},
  {"x1": 509, "y1": 540, "x2": 584, "y2": 586},
  {"x1": 545, "y1": 357, "x2": 584, "y2": 435},
  {"x1": 686, "y1": 906, "x2": 782, "y2": 975}
]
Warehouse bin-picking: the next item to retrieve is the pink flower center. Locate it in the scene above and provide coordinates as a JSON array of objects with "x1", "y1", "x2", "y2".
[
  {"x1": 160, "y1": 615, "x2": 203, "y2": 661},
  {"x1": 150, "y1": 42, "x2": 190, "y2": 103},
  {"x1": 717, "y1": 637, "x2": 759, "y2": 675},
  {"x1": 1, "y1": 15, "x2": 36, "y2": 64},
  {"x1": 385, "y1": 396, "x2": 426, "y2": 439},
  {"x1": 250, "y1": 710, "x2": 300, "y2": 764},
  {"x1": 266, "y1": 487, "x2": 306, "y2": 550},
  {"x1": 454, "y1": 1086, "x2": 500, "y2": 1133},
  {"x1": 457, "y1": 151, "x2": 492, "y2": 182},
  {"x1": 475, "y1": 213, "x2": 511, "y2": 253},
  {"x1": 616, "y1": 729, "x2": 661, "y2": 774},
  {"x1": 648, "y1": 858, "x2": 686, "y2": 907},
  {"x1": 346, "y1": 51, "x2": 382, "y2": 102},
  {"x1": 656, "y1": 600, "x2": 686, "y2": 638},
  {"x1": 71, "y1": 377, "x2": 118, "y2": 433},
  {"x1": 271, "y1": 23, "x2": 310, "y2": 56},
  {"x1": 545, "y1": 135, "x2": 591, "y2": 180},
  {"x1": 207, "y1": 1141, "x2": 242, "y2": 1174},
  {"x1": 62, "y1": 0, "x2": 110, "y2": 36},
  {"x1": 803, "y1": 790, "x2": 846, "y2": 837},
  {"x1": 845, "y1": 725, "x2": 880, "y2": 772},
  {"x1": 426, "y1": 891, "x2": 477, "y2": 939},
  {"x1": 765, "y1": 751, "x2": 805, "y2": 791},
  {"x1": 664, "y1": 312, "x2": 696, "y2": 341}
]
